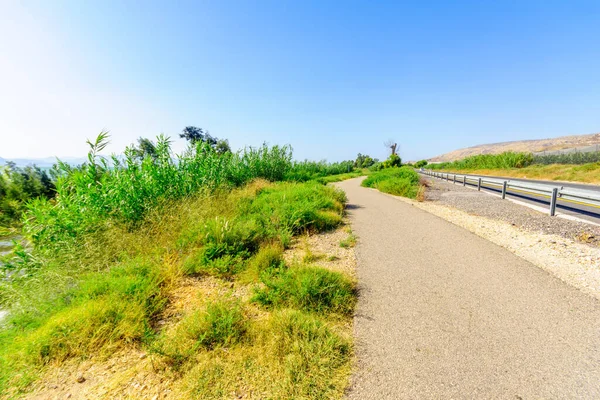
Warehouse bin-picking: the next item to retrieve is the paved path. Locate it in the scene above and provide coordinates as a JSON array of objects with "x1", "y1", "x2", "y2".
[{"x1": 336, "y1": 178, "x2": 600, "y2": 399}]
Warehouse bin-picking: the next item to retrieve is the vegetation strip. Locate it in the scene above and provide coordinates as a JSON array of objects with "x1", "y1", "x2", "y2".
[
  {"x1": 427, "y1": 151, "x2": 600, "y2": 185},
  {"x1": 0, "y1": 134, "x2": 359, "y2": 399}
]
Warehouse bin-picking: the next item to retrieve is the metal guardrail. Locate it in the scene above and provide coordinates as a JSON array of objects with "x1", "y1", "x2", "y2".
[{"x1": 420, "y1": 169, "x2": 600, "y2": 216}]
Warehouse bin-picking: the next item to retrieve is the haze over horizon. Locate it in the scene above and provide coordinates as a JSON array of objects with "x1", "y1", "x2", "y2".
[{"x1": 1, "y1": 1, "x2": 599, "y2": 162}]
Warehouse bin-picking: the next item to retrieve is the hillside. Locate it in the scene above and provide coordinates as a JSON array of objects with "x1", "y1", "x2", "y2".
[{"x1": 429, "y1": 132, "x2": 600, "y2": 162}]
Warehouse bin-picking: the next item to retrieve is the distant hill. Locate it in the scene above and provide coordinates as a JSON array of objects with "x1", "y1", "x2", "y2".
[
  {"x1": 0, "y1": 156, "x2": 87, "y2": 168},
  {"x1": 429, "y1": 132, "x2": 600, "y2": 163}
]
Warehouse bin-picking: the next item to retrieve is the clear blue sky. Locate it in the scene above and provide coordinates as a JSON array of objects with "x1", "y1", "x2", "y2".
[{"x1": 1, "y1": 1, "x2": 599, "y2": 162}]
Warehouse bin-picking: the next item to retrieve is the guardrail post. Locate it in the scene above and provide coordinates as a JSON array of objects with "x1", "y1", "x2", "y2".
[
  {"x1": 550, "y1": 188, "x2": 558, "y2": 216},
  {"x1": 502, "y1": 181, "x2": 507, "y2": 199},
  {"x1": 462, "y1": 176, "x2": 466, "y2": 186},
  {"x1": 446, "y1": 174, "x2": 449, "y2": 182},
  {"x1": 477, "y1": 178, "x2": 482, "y2": 191},
  {"x1": 453, "y1": 174, "x2": 456, "y2": 184}
]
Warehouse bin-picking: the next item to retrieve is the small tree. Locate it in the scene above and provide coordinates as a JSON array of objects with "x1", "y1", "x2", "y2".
[
  {"x1": 180, "y1": 126, "x2": 218, "y2": 147},
  {"x1": 180, "y1": 126, "x2": 231, "y2": 154},
  {"x1": 383, "y1": 153, "x2": 401, "y2": 168},
  {"x1": 415, "y1": 160, "x2": 428, "y2": 168},
  {"x1": 355, "y1": 153, "x2": 375, "y2": 169},
  {"x1": 131, "y1": 137, "x2": 158, "y2": 161}
]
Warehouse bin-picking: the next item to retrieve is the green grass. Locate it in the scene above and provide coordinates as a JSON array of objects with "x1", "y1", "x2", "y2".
[
  {"x1": 429, "y1": 151, "x2": 534, "y2": 170},
  {"x1": 0, "y1": 179, "x2": 355, "y2": 398},
  {"x1": 253, "y1": 265, "x2": 356, "y2": 316},
  {"x1": 314, "y1": 170, "x2": 366, "y2": 184},
  {"x1": 361, "y1": 166, "x2": 422, "y2": 199}
]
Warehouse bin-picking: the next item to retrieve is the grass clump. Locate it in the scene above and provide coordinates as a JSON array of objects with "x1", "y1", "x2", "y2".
[
  {"x1": 182, "y1": 310, "x2": 351, "y2": 399},
  {"x1": 155, "y1": 299, "x2": 246, "y2": 368},
  {"x1": 339, "y1": 232, "x2": 357, "y2": 248},
  {"x1": 361, "y1": 166, "x2": 422, "y2": 199},
  {"x1": 253, "y1": 266, "x2": 355, "y2": 316}
]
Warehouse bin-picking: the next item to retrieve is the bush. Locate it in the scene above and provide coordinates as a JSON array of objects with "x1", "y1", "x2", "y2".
[
  {"x1": 429, "y1": 151, "x2": 534, "y2": 170},
  {"x1": 361, "y1": 167, "x2": 421, "y2": 199},
  {"x1": 253, "y1": 266, "x2": 356, "y2": 315},
  {"x1": 154, "y1": 299, "x2": 247, "y2": 368}
]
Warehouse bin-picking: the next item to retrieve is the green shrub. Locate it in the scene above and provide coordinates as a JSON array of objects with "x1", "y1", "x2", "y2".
[
  {"x1": 361, "y1": 166, "x2": 421, "y2": 199},
  {"x1": 253, "y1": 266, "x2": 355, "y2": 315},
  {"x1": 154, "y1": 299, "x2": 247, "y2": 369},
  {"x1": 429, "y1": 151, "x2": 534, "y2": 170}
]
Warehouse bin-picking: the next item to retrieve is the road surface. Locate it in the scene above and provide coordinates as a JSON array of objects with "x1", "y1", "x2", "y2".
[
  {"x1": 336, "y1": 177, "x2": 600, "y2": 399},
  {"x1": 421, "y1": 171, "x2": 600, "y2": 223}
]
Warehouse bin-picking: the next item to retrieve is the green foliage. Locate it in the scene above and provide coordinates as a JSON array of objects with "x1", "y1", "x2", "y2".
[
  {"x1": 253, "y1": 266, "x2": 355, "y2": 315},
  {"x1": 0, "y1": 163, "x2": 55, "y2": 227},
  {"x1": 0, "y1": 131, "x2": 357, "y2": 398},
  {"x1": 131, "y1": 137, "x2": 159, "y2": 161},
  {"x1": 354, "y1": 153, "x2": 375, "y2": 169},
  {"x1": 533, "y1": 151, "x2": 600, "y2": 165},
  {"x1": 285, "y1": 160, "x2": 355, "y2": 182},
  {"x1": 361, "y1": 167, "x2": 421, "y2": 199},
  {"x1": 383, "y1": 153, "x2": 402, "y2": 168},
  {"x1": 0, "y1": 259, "x2": 165, "y2": 390},
  {"x1": 414, "y1": 160, "x2": 428, "y2": 168},
  {"x1": 429, "y1": 151, "x2": 534, "y2": 170},
  {"x1": 23, "y1": 133, "x2": 293, "y2": 246}
]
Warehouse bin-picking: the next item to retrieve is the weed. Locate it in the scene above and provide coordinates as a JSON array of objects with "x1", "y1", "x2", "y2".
[{"x1": 339, "y1": 233, "x2": 357, "y2": 248}]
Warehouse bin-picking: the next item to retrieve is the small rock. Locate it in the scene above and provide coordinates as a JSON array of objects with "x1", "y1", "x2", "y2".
[
  {"x1": 76, "y1": 375, "x2": 86, "y2": 383},
  {"x1": 66, "y1": 394, "x2": 72, "y2": 399},
  {"x1": 151, "y1": 395, "x2": 159, "y2": 400},
  {"x1": 139, "y1": 353, "x2": 147, "y2": 359}
]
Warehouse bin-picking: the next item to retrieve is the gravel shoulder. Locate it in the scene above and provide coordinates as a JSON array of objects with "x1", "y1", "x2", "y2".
[{"x1": 335, "y1": 177, "x2": 600, "y2": 399}]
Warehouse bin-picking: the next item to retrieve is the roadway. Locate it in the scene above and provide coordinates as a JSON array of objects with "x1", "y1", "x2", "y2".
[
  {"x1": 337, "y1": 177, "x2": 600, "y2": 398},
  {"x1": 419, "y1": 171, "x2": 600, "y2": 224}
]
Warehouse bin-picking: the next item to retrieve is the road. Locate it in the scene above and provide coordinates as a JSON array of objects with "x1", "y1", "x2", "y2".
[
  {"x1": 421, "y1": 171, "x2": 600, "y2": 223},
  {"x1": 335, "y1": 177, "x2": 600, "y2": 399}
]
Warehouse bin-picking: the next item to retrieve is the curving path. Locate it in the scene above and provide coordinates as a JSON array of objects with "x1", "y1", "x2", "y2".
[{"x1": 336, "y1": 177, "x2": 600, "y2": 399}]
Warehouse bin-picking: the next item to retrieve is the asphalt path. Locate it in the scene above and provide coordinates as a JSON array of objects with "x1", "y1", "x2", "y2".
[
  {"x1": 421, "y1": 171, "x2": 600, "y2": 223},
  {"x1": 336, "y1": 177, "x2": 600, "y2": 399}
]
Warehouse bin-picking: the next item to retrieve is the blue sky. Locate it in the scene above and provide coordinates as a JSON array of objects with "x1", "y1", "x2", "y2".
[{"x1": 1, "y1": 1, "x2": 599, "y2": 162}]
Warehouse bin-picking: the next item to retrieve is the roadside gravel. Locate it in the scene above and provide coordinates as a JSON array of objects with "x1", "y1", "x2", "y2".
[{"x1": 424, "y1": 177, "x2": 600, "y2": 245}]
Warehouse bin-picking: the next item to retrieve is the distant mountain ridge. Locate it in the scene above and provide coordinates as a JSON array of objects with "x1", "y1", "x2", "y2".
[
  {"x1": 429, "y1": 132, "x2": 600, "y2": 163},
  {"x1": 0, "y1": 156, "x2": 87, "y2": 168}
]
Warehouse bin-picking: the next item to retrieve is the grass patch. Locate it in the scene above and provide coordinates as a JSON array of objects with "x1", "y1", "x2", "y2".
[
  {"x1": 154, "y1": 298, "x2": 246, "y2": 368},
  {"x1": 253, "y1": 265, "x2": 356, "y2": 316},
  {"x1": 361, "y1": 166, "x2": 422, "y2": 199},
  {"x1": 314, "y1": 170, "x2": 366, "y2": 184},
  {"x1": 181, "y1": 310, "x2": 351, "y2": 399}
]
